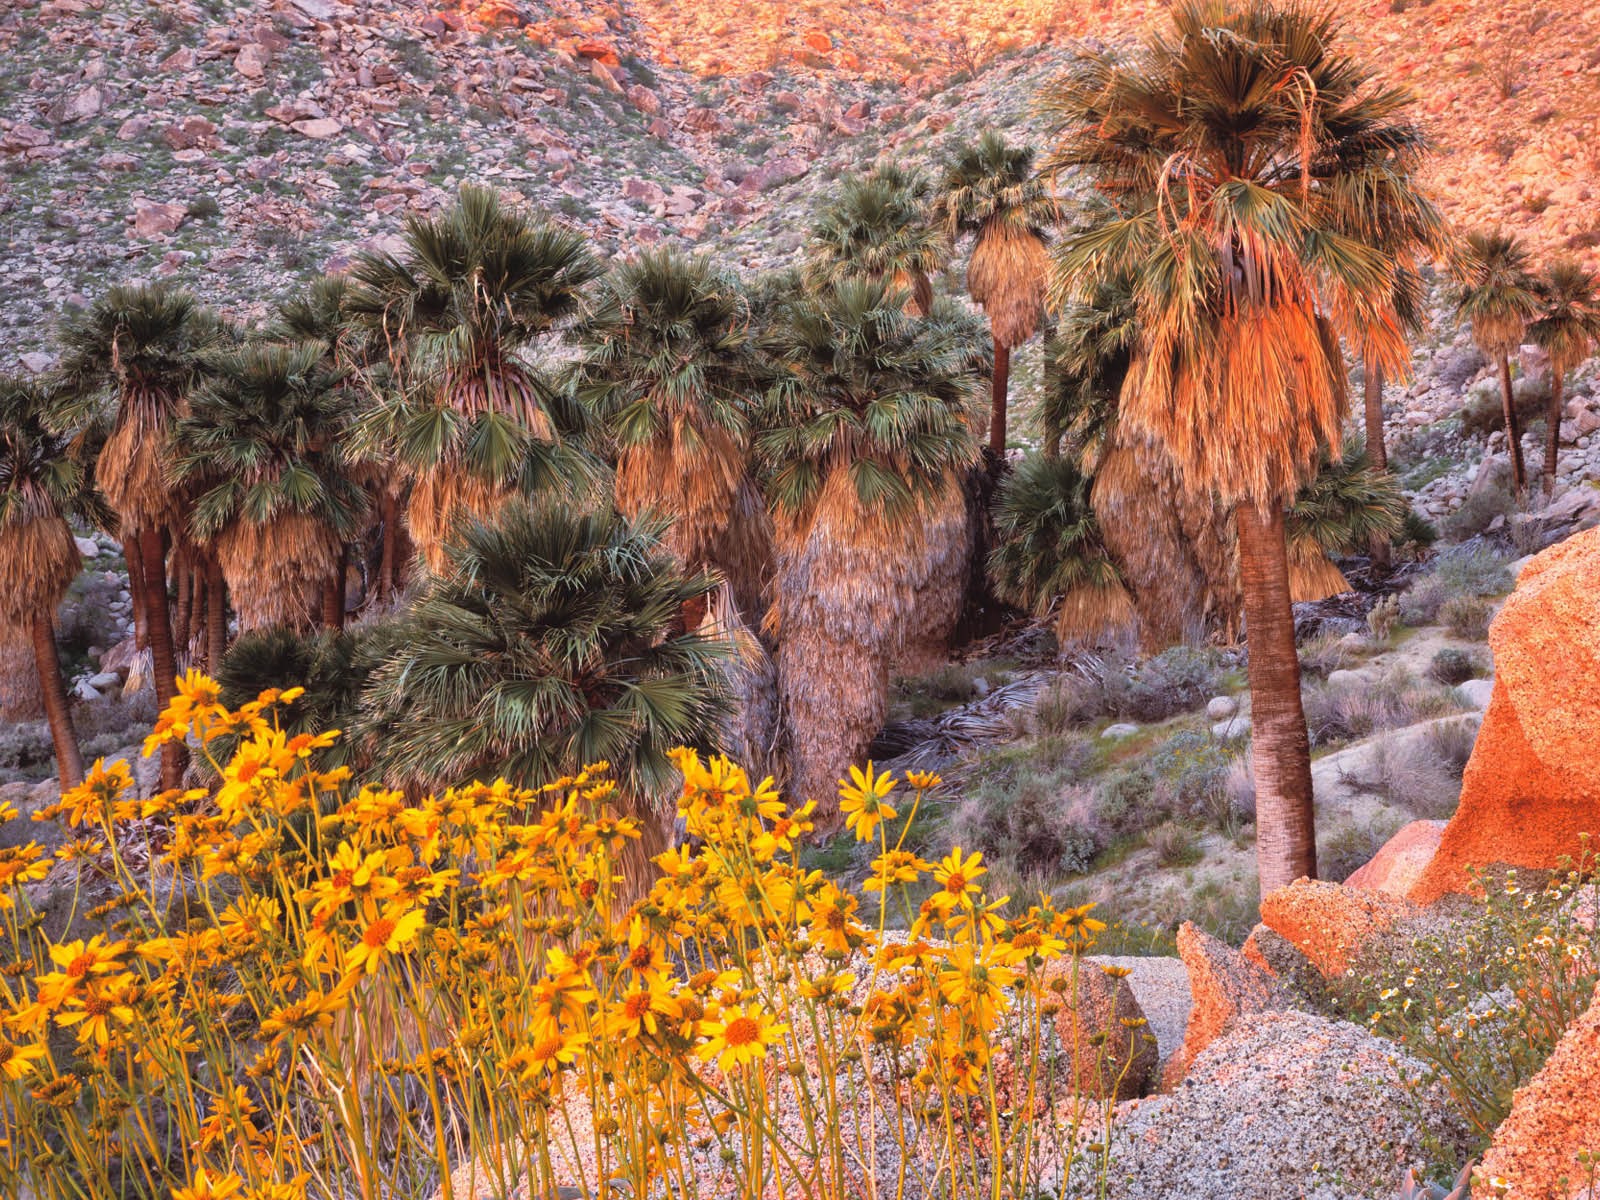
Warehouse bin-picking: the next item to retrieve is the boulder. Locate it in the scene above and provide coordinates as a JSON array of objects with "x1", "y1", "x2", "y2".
[
  {"x1": 1454, "y1": 677, "x2": 1495, "y2": 710},
  {"x1": 1210, "y1": 716, "x2": 1250, "y2": 741},
  {"x1": 292, "y1": 117, "x2": 343, "y2": 139},
  {"x1": 1162, "y1": 922, "x2": 1289, "y2": 1090},
  {"x1": 1345, "y1": 820, "x2": 1447, "y2": 897},
  {"x1": 1090, "y1": 1012, "x2": 1469, "y2": 1200},
  {"x1": 1101, "y1": 722, "x2": 1139, "y2": 740},
  {"x1": 1411, "y1": 528, "x2": 1600, "y2": 904},
  {"x1": 1042, "y1": 960, "x2": 1157, "y2": 1100},
  {"x1": 1257, "y1": 878, "x2": 1416, "y2": 979},
  {"x1": 162, "y1": 116, "x2": 216, "y2": 150},
  {"x1": 131, "y1": 200, "x2": 186, "y2": 238},
  {"x1": 1476, "y1": 982, "x2": 1600, "y2": 1200},
  {"x1": 1205, "y1": 695, "x2": 1238, "y2": 720},
  {"x1": 1239, "y1": 925, "x2": 1331, "y2": 1008}
]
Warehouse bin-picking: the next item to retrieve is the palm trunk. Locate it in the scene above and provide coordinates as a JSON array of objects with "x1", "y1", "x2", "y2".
[
  {"x1": 0, "y1": 636, "x2": 44, "y2": 720},
  {"x1": 322, "y1": 546, "x2": 347, "y2": 630},
  {"x1": 137, "y1": 524, "x2": 186, "y2": 789},
  {"x1": 988, "y1": 340, "x2": 1010, "y2": 458},
  {"x1": 1544, "y1": 367, "x2": 1564, "y2": 496},
  {"x1": 1362, "y1": 357, "x2": 1387, "y2": 471},
  {"x1": 125, "y1": 537, "x2": 148, "y2": 649},
  {"x1": 1500, "y1": 353, "x2": 1526, "y2": 494},
  {"x1": 32, "y1": 611, "x2": 84, "y2": 791},
  {"x1": 172, "y1": 540, "x2": 193, "y2": 661},
  {"x1": 205, "y1": 554, "x2": 227, "y2": 672},
  {"x1": 1235, "y1": 501, "x2": 1317, "y2": 896}
]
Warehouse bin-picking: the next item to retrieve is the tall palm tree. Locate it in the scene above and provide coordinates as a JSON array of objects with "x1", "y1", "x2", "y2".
[
  {"x1": 935, "y1": 131, "x2": 1055, "y2": 456},
  {"x1": 804, "y1": 164, "x2": 946, "y2": 317},
  {"x1": 576, "y1": 248, "x2": 773, "y2": 622},
  {"x1": 172, "y1": 341, "x2": 367, "y2": 635},
  {"x1": 1042, "y1": 0, "x2": 1433, "y2": 892},
  {"x1": 347, "y1": 185, "x2": 602, "y2": 572},
  {"x1": 1451, "y1": 230, "x2": 1541, "y2": 495},
  {"x1": 0, "y1": 377, "x2": 104, "y2": 790},
  {"x1": 758, "y1": 277, "x2": 980, "y2": 811},
  {"x1": 58, "y1": 284, "x2": 228, "y2": 789},
  {"x1": 356, "y1": 499, "x2": 732, "y2": 872},
  {"x1": 1528, "y1": 258, "x2": 1600, "y2": 495}
]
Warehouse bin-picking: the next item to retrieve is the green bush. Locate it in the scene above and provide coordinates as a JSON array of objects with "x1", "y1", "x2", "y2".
[
  {"x1": 1428, "y1": 647, "x2": 1482, "y2": 686},
  {"x1": 947, "y1": 774, "x2": 1102, "y2": 879},
  {"x1": 1338, "y1": 852, "x2": 1600, "y2": 1151},
  {"x1": 1399, "y1": 549, "x2": 1513, "y2": 625},
  {"x1": 1459, "y1": 377, "x2": 1546, "y2": 437},
  {"x1": 1442, "y1": 487, "x2": 1518, "y2": 541},
  {"x1": 1103, "y1": 645, "x2": 1229, "y2": 723},
  {"x1": 1439, "y1": 595, "x2": 1493, "y2": 640}
]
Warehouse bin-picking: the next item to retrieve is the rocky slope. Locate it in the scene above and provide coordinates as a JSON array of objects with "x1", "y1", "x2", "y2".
[{"x1": 4, "y1": 0, "x2": 1598, "y2": 372}]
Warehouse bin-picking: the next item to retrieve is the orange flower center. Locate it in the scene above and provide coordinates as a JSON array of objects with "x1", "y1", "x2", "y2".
[
  {"x1": 66, "y1": 955, "x2": 91, "y2": 978},
  {"x1": 623, "y1": 991, "x2": 652, "y2": 1020},
  {"x1": 943, "y1": 872, "x2": 967, "y2": 893},
  {"x1": 723, "y1": 1016, "x2": 760, "y2": 1047},
  {"x1": 627, "y1": 944, "x2": 655, "y2": 970},
  {"x1": 824, "y1": 909, "x2": 848, "y2": 932},
  {"x1": 363, "y1": 918, "x2": 396, "y2": 948},
  {"x1": 532, "y1": 1036, "x2": 564, "y2": 1061}
]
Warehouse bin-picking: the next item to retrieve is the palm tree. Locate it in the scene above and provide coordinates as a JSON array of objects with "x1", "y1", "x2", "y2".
[
  {"x1": 347, "y1": 185, "x2": 602, "y2": 572},
  {"x1": 935, "y1": 132, "x2": 1055, "y2": 456},
  {"x1": 804, "y1": 164, "x2": 946, "y2": 317},
  {"x1": 1043, "y1": 0, "x2": 1433, "y2": 892},
  {"x1": 577, "y1": 248, "x2": 773, "y2": 622},
  {"x1": 987, "y1": 455, "x2": 1132, "y2": 643},
  {"x1": 758, "y1": 277, "x2": 980, "y2": 810},
  {"x1": 356, "y1": 499, "x2": 732, "y2": 869},
  {"x1": 1451, "y1": 230, "x2": 1541, "y2": 495},
  {"x1": 0, "y1": 377, "x2": 104, "y2": 789},
  {"x1": 172, "y1": 341, "x2": 367, "y2": 635},
  {"x1": 1287, "y1": 444, "x2": 1409, "y2": 600},
  {"x1": 1528, "y1": 258, "x2": 1600, "y2": 494},
  {"x1": 58, "y1": 284, "x2": 228, "y2": 788}
]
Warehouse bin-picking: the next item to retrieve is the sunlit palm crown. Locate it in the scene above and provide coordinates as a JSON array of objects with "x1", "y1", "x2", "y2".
[
  {"x1": 1450, "y1": 229, "x2": 1542, "y2": 358},
  {"x1": 803, "y1": 165, "x2": 947, "y2": 316},
  {"x1": 173, "y1": 340, "x2": 367, "y2": 544},
  {"x1": 757, "y1": 277, "x2": 982, "y2": 526},
  {"x1": 1042, "y1": 0, "x2": 1435, "y2": 509},
  {"x1": 358, "y1": 500, "x2": 731, "y2": 801},
  {"x1": 1528, "y1": 258, "x2": 1600, "y2": 376}
]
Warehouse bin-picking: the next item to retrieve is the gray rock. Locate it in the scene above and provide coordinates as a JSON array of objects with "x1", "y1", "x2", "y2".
[
  {"x1": 1101, "y1": 722, "x2": 1140, "y2": 740},
  {"x1": 72, "y1": 680, "x2": 103, "y2": 702},
  {"x1": 1325, "y1": 668, "x2": 1364, "y2": 689},
  {"x1": 1455, "y1": 678, "x2": 1495, "y2": 710},
  {"x1": 1205, "y1": 695, "x2": 1238, "y2": 720},
  {"x1": 1078, "y1": 1011, "x2": 1469, "y2": 1200},
  {"x1": 86, "y1": 671, "x2": 120, "y2": 691},
  {"x1": 1211, "y1": 716, "x2": 1251, "y2": 741},
  {"x1": 73, "y1": 536, "x2": 99, "y2": 559}
]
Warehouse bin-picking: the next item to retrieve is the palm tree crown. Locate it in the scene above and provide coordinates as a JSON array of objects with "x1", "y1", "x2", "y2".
[
  {"x1": 804, "y1": 165, "x2": 946, "y2": 316},
  {"x1": 1528, "y1": 257, "x2": 1600, "y2": 491}
]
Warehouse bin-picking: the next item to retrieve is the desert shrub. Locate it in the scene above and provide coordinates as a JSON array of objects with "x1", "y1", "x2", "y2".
[
  {"x1": 1442, "y1": 487, "x2": 1519, "y2": 541},
  {"x1": 1027, "y1": 673, "x2": 1103, "y2": 734},
  {"x1": 1399, "y1": 549, "x2": 1513, "y2": 626},
  {"x1": 1339, "y1": 852, "x2": 1600, "y2": 1150},
  {"x1": 1459, "y1": 377, "x2": 1546, "y2": 437},
  {"x1": 1366, "y1": 594, "x2": 1401, "y2": 640},
  {"x1": 1396, "y1": 509, "x2": 1440, "y2": 555},
  {"x1": 1094, "y1": 767, "x2": 1157, "y2": 836},
  {"x1": 1319, "y1": 813, "x2": 1407, "y2": 882},
  {"x1": 1145, "y1": 730, "x2": 1231, "y2": 814},
  {"x1": 1428, "y1": 647, "x2": 1482, "y2": 687},
  {"x1": 1301, "y1": 667, "x2": 1462, "y2": 748},
  {"x1": 1438, "y1": 595, "x2": 1493, "y2": 640},
  {"x1": 1, "y1": 682, "x2": 1124, "y2": 1200},
  {"x1": 1421, "y1": 717, "x2": 1479, "y2": 778},
  {"x1": 948, "y1": 774, "x2": 1103, "y2": 879},
  {"x1": 0, "y1": 721, "x2": 52, "y2": 779},
  {"x1": 1341, "y1": 732, "x2": 1462, "y2": 819},
  {"x1": 1299, "y1": 630, "x2": 1356, "y2": 677},
  {"x1": 1146, "y1": 820, "x2": 1201, "y2": 868},
  {"x1": 1102, "y1": 645, "x2": 1228, "y2": 723}
]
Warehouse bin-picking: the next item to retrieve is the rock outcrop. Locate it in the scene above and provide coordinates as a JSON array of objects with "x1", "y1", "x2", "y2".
[
  {"x1": 1411, "y1": 528, "x2": 1600, "y2": 904},
  {"x1": 1093, "y1": 1011, "x2": 1470, "y2": 1200},
  {"x1": 1476, "y1": 982, "x2": 1600, "y2": 1200},
  {"x1": 1257, "y1": 878, "x2": 1416, "y2": 979},
  {"x1": 1346, "y1": 820, "x2": 1447, "y2": 897},
  {"x1": 1162, "y1": 922, "x2": 1289, "y2": 1090},
  {"x1": 1044, "y1": 959, "x2": 1158, "y2": 1100}
]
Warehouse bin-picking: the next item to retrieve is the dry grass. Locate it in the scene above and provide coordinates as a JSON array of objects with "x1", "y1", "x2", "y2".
[
  {"x1": 406, "y1": 465, "x2": 508, "y2": 574},
  {"x1": 215, "y1": 511, "x2": 340, "y2": 633},
  {"x1": 98, "y1": 397, "x2": 183, "y2": 532},
  {"x1": 967, "y1": 221, "x2": 1048, "y2": 348},
  {"x1": 1287, "y1": 539, "x2": 1351, "y2": 603}
]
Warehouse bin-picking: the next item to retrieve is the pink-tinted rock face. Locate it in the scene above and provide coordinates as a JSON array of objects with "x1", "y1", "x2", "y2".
[
  {"x1": 1162, "y1": 922, "x2": 1286, "y2": 1090},
  {"x1": 1345, "y1": 819, "x2": 1447, "y2": 897},
  {"x1": 1041, "y1": 959, "x2": 1157, "y2": 1100},
  {"x1": 1476, "y1": 982, "x2": 1600, "y2": 1200},
  {"x1": 1257, "y1": 878, "x2": 1415, "y2": 979},
  {"x1": 1411, "y1": 527, "x2": 1600, "y2": 905}
]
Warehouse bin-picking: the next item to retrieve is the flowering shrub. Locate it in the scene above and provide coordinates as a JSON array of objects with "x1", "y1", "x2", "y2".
[
  {"x1": 0, "y1": 674, "x2": 1128, "y2": 1200},
  {"x1": 1342, "y1": 846, "x2": 1600, "y2": 1148}
]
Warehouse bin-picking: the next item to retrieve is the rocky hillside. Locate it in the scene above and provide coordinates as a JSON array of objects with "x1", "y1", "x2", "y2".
[{"x1": 2, "y1": 0, "x2": 1597, "y2": 369}]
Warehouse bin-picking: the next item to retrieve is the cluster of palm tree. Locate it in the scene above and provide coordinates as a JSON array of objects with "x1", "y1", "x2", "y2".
[
  {"x1": 7, "y1": 0, "x2": 1597, "y2": 898},
  {"x1": 1450, "y1": 230, "x2": 1600, "y2": 495}
]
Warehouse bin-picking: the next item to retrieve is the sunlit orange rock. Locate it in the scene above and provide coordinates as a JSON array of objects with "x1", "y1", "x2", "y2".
[
  {"x1": 803, "y1": 30, "x2": 833, "y2": 53},
  {"x1": 575, "y1": 40, "x2": 621, "y2": 68},
  {"x1": 1476, "y1": 982, "x2": 1600, "y2": 1200},
  {"x1": 1345, "y1": 819, "x2": 1447, "y2": 897},
  {"x1": 1411, "y1": 528, "x2": 1600, "y2": 905},
  {"x1": 1257, "y1": 878, "x2": 1415, "y2": 979},
  {"x1": 1162, "y1": 922, "x2": 1287, "y2": 1090}
]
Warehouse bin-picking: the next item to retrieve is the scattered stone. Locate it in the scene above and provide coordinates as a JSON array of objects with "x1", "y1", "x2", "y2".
[
  {"x1": 1345, "y1": 820, "x2": 1448, "y2": 898},
  {"x1": 803, "y1": 30, "x2": 833, "y2": 53},
  {"x1": 1042, "y1": 959, "x2": 1158, "y2": 1100},
  {"x1": 162, "y1": 116, "x2": 217, "y2": 151},
  {"x1": 575, "y1": 41, "x2": 620, "y2": 68},
  {"x1": 1454, "y1": 677, "x2": 1495, "y2": 709},
  {"x1": 625, "y1": 84, "x2": 660, "y2": 115},
  {"x1": 1, "y1": 124, "x2": 52, "y2": 153},
  {"x1": 1412, "y1": 528, "x2": 1600, "y2": 904},
  {"x1": 20, "y1": 352, "x2": 55, "y2": 374},
  {"x1": 131, "y1": 200, "x2": 187, "y2": 238},
  {"x1": 1257, "y1": 878, "x2": 1415, "y2": 979},
  {"x1": 1095, "y1": 1012, "x2": 1470, "y2": 1200},
  {"x1": 86, "y1": 671, "x2": 120, "y2": 691},
  {"x1": 1325, "y1": 668, "x2": 1364, "y2": 689},
  {"x1": 1162, "y1": 922, "x2": 1290, "y2": 1090},
  {"x1": 61, "y1": 85, "x2": 104, "y2": 123},
  {"x1": 73, "y1": 536, "x2": 98, "y2": 558},
  {"x1": 622, "y1": 177, "x2": 666, "y2": 205},
  {"x1": 292, "y1": 118, "x2": 343, "y2": 139},
  {"x1": 235, "y1": 42, "x2": 270, "y2": 79},
  {"x1": 1100, "y1": 722, "x2": 1139, "y2": 740},
  {"x1": 1205, "y1": 695, "x2": 1238, "y2": 720},
  {"x1": 1210, "y1": 716, "x2": 1250, "y2": 741}
]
